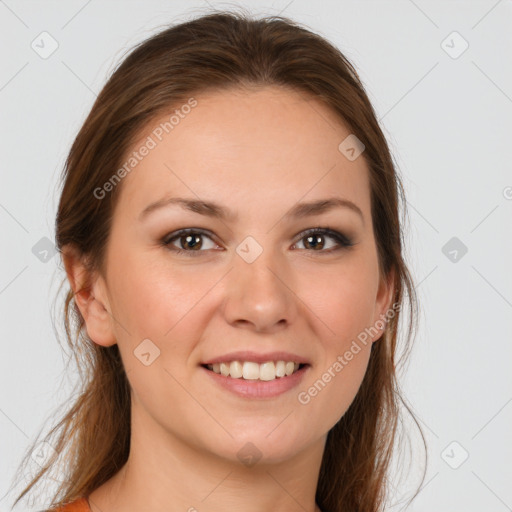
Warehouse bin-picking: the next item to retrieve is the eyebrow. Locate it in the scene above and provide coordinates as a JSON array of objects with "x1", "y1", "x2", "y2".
[{"x1": 139, "y1": 196, "x2": 364, "y2": 224}]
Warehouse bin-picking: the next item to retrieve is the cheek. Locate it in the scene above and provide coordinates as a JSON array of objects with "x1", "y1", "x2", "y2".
[
  {"x1": 295, "y1": 258, "x2": 378, "y2": 345},
  {"x1": 292, "y1": 256, "x2": 377, "y2": 420},
  {"x1": 317, "y1": 345, "x2": 372, "y2": 428},
  {"x1": 107, "y1": 256, "x2": 211, "y2": 399},
  {"x1": 107, "y1": 253, "x2": 217, "y2": 340},
  {"x1": 106, "y1": 253, "x2": 225, "y2": 391}
]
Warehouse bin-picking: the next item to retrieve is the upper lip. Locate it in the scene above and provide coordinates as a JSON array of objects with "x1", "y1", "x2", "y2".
[{"x1": 201, "y1": 351, "x2": 311, "y2": 365}]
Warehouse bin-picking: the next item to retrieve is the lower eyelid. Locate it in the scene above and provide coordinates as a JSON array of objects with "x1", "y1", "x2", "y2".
[
  {"x1": 164, "y1": 229, "x2": 353, "y2": 254},
  {"x1": 164, "y1": 232, "x2": 218, "y2": 251},
  {"x1": 295, "y1": 229, "x2": 354, "y2": 248}
]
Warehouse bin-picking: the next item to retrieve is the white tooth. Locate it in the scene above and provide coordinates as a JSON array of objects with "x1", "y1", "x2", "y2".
[
  {"x1": 285, "y1": 361, "x2": 295, "y2": 376},
  {"x1": 275, "y1": 361, "x2": 286, "y2": 377},
  {"x1": 259, "y1": 362, "x2": 276, "y2": 381},
  {"x1": 242, "y1": 361, "x2": 260, "y2": 380},
  {"x1": 209, "y1": 360, "x2": 300, "y2": 379},
  {"x1": 229, "y1": 361, "x2": 243, "y2": 378}
]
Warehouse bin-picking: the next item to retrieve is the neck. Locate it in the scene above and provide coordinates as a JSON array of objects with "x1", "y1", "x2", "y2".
[{"x1": 88, "y1": 399, "x2": 327, "y2": 512}]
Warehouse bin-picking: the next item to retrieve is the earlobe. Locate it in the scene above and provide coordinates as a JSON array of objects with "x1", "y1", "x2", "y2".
[{"x1": 61, "y1": 245, "x2": 117, "y2": 347}]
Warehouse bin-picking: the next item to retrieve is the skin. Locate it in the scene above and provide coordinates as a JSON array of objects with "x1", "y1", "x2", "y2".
[{"x1": 64, "y1": 85, "x2": 395, "y2": 512}]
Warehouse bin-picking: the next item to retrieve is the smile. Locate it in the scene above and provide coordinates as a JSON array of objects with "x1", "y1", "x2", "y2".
[
  {"x1": 200, "y1": 362, "x2": 310, "y2": 399},
  {"x1": 203, "y1": 360, "x2": 306, "y2": 381}
]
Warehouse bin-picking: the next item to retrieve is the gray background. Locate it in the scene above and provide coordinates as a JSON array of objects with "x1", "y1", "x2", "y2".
[{"x1": 1, "y1": 1, "x2": 511, "y2": 511}]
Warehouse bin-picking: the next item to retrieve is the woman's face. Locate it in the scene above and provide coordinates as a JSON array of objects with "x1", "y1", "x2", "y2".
[{"x1": 84, "y1": 85, "x2": 393, "y2": 465}]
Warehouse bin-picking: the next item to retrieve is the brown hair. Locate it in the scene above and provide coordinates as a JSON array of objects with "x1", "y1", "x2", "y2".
[{"x1": 11, "y1": 7, "x2": 426, "y2": 512}]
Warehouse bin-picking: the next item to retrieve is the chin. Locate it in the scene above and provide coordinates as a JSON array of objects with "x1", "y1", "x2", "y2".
[{"x1": 212, "y1": 427, "x2": 312, "y2": 467}]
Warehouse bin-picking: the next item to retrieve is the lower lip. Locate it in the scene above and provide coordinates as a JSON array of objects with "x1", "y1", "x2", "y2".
[{"x1": 200, "y1": 365, "x2": 310, "y2": 399}]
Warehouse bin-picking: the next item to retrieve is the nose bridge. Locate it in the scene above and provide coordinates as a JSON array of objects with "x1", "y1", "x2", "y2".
[
  {"x1": 222, "y1": 234, "x2": 296, "y2": 331},
  {"x1": 237, "y1": 243, "x2": 282, "y2": 292}
]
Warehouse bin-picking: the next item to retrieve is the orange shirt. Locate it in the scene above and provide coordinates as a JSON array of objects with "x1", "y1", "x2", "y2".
[
  {"x1": 50, "y1": 498, "x2": 328, "y2": 512},
  {"x1": 51, "y1": 496, "x2": 328, "y2": 512},
  {"x1": 53, "y1": 497, "x2": 91, "y2": 511}
]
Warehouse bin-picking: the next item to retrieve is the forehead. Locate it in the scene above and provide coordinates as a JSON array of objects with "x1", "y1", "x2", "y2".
[{"x1": 116, "y1": 85, "x2": 371, "y2": 222}]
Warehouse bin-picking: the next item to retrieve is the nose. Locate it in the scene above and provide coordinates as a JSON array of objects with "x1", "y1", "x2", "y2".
[{"x1": 222, "y1": 243, "x2": 298, "y2": 333}]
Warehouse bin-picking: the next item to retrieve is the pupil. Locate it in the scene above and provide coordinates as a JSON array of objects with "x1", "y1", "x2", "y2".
[
  {"x1": 183, "y1": 234, "x2": 201, "y2": 250},
  {"x1": 306, "y1": 235, "x2": 324, "y2": 250}
]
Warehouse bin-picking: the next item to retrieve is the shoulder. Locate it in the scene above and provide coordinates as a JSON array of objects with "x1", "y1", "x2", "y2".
[{"x1": 46, "y1": 497, "x2": 91, "y2": 512}]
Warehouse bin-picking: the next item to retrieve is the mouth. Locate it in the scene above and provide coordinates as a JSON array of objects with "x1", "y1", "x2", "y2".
[
  {"x1": 200, "y1": 361, "x2": 311, "y2": 399},
  {"x1": 200, "y1": 361, "x2": 310, "y2": 381}
]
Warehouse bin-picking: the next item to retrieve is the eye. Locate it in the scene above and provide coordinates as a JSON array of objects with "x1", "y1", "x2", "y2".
[
  {"x1": 162, "y1": 226, "x2": 355, "y2": 257},
  {"x1": 162, "y1": 228, "x2": 219, "y2": 256},
  {"x1": 292, "y1": 227, "x2": 355, "y2": 253}
]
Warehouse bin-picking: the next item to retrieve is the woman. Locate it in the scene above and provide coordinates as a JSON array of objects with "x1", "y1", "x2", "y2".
[{"x1": 12, "y1": 8, "x2": 425, "y2": 512}]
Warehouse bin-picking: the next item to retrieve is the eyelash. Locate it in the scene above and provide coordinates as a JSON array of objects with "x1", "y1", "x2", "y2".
[{"x1": 161, "y1": 227, "x2": 355, "y2": 257}]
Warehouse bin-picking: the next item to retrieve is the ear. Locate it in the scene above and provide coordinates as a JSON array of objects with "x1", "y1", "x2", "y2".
[
  {"x1": 61, "y1": 244, "x2": 117, "y2": 347},
  {"x1": 371, "y1": 266, "x2": 397, "y2": 343}
]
